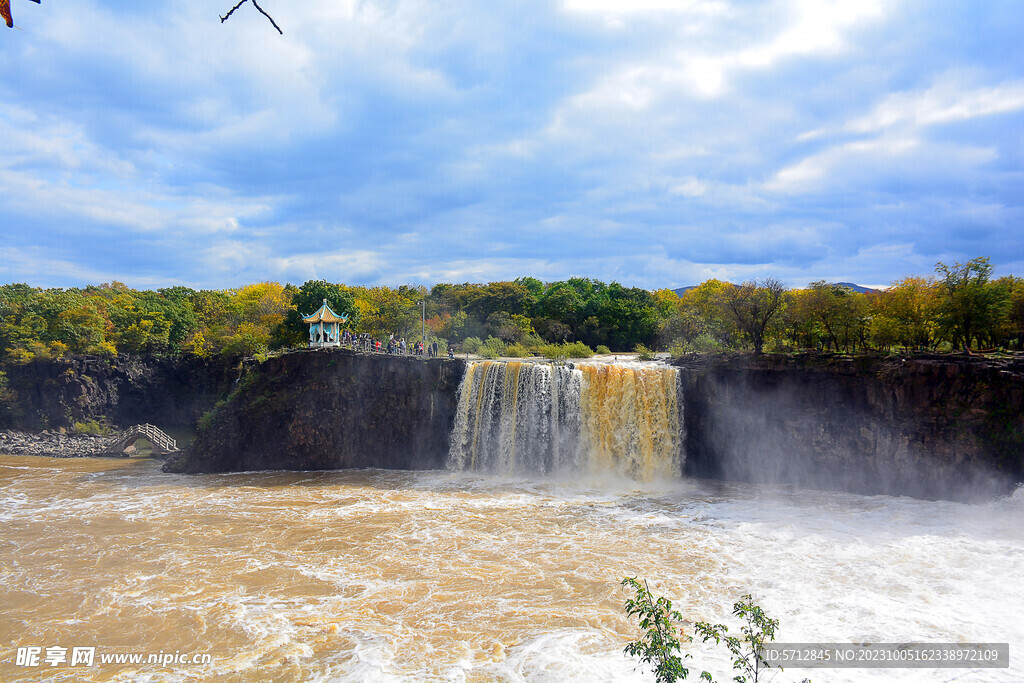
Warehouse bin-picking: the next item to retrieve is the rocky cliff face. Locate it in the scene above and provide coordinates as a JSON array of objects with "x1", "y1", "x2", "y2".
[
  {"x1": 163, "y1": 350, "x2": 465, "y2": 474},
  {"x1": 7, "y1": 349, "x2": 1022, "y2": 501},
  {"x1": 677, "y1": 354, "x2": 1024, "y2": 500},
  {"x1": 0, "y1": 354, "x2": 237, "y2": 432}
]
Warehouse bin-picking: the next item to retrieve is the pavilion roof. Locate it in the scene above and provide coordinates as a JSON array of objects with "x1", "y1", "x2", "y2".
[{"x1": 303, "y1": 299, "x2": 349, "y2": 324}]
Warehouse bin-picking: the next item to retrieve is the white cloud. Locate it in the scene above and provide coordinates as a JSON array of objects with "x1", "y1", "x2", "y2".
[
  {"x1": 679, "y1": 0, "x2": 885, "y2": 97},
  {"x1": 542, "y1": 0, "x2": 892, "y2": 163},
  {"x1": 0, "y1": 167, "x2": 270, "y2": 235},
  {"x1": 1, "y1": 0, "x2": 1022, "y2": 290},
  {"x1": 0, "y1": 246, "x2": 167, "y2": 287},
  {"x1": 198, "y1": 239, "x2": 385, "y2": 283},
  {"x1": 765, "y1": 136, "x2": 922, "y2": 193},
  {"x1": 670, "y1": 177, "x2": 708, "y2": 198},
  {"x1": 844, "y1": 78, "x2": 1024, "y2": 133},
  {"x1": 563, "y1": 0, "x2": 728, "y2": 14},
  {"x1": 0, "y1": 107, "x2": 137, "y2": 178},
  {"x1": 739, "y1": 0, "x2": 885, "y2": 66}
]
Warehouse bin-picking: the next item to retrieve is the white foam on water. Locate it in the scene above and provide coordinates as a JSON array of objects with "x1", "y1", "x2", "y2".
[
  {"x1": 479, "y1": 629, "x2": 649, "y2": 682},
  {"x1": 2, "y1": 457, "x2": 1022, "y2": 682}
]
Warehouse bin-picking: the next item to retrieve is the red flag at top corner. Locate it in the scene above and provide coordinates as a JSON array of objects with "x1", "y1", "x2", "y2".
[{"x1": 1, "y1": 0, "x2": 13, "y2": 29}]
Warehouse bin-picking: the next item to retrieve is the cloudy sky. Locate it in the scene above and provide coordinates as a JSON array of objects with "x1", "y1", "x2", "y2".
[{"x1": 1, "y1": 0, "x2": 1022, "y2": 290}]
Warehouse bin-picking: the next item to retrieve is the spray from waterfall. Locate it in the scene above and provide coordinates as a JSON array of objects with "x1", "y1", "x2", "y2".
[{"x1": 447, "y1": 361, "x2": 682, "y2": 480}]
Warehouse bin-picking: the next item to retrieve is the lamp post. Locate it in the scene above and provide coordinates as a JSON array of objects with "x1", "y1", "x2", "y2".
[{"x1": 417, "y1": 300, "x2": 426, "y2": 350}]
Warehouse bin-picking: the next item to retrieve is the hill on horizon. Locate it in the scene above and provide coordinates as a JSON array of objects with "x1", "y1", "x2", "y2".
[{"x1": 671, "y1": 282, "x2": 879, "y2": 297}]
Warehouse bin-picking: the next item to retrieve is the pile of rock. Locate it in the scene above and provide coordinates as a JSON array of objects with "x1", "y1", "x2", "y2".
[{"x1": 0, "y1": 429, "x2": 116, "y2": 458}]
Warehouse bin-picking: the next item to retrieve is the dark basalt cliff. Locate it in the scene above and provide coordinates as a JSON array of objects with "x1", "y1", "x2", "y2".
[
  {"x1": 4, "y1": 349, "x2": 1021, "y2": 500},
  {"x1": 0, "y1": 354, "x2": 237, "y2": 432},
  {"x1": 163, "y1": 350, "x2": 465, "y2": 473},
  {"x1": 677, "y1": 354, "x2": 1024, "y2": 499}
]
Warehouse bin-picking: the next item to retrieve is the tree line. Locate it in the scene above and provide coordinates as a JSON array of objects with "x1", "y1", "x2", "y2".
[{"x1": 1, "y1": 257, "x2": 1022, "y2": 363}]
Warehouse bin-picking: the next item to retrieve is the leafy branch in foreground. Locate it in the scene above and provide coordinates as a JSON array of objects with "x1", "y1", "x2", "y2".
[
  {"x1": 621, "y1": 577, "x2": 699, "y2": 682},
  {"x1": 622, "y1": 578, "x2": 809, "y2": 683},
  {"x1": 694, "y1": 595, "x2": 777, "y2": 683}
]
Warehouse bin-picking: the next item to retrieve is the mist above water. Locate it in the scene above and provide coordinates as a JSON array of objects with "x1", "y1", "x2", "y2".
[{"x1": 685, "y1": 370, "x2": 1015, "y2": 502}]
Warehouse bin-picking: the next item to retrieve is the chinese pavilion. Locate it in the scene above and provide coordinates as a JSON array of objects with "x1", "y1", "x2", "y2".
[{"x1": 303, "y1": 299, "x2": 349, "y2": 347}]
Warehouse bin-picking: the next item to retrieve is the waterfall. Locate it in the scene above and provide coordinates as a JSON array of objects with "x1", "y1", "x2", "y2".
[{"x1": 447, "y1": 361, "x2": 682, "y2": 480}]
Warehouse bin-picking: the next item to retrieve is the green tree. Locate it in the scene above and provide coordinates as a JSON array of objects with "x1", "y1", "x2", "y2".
[
  {"x1": 695, "y1": 596, "x2": 779, "y2": 683},
  {"x1": 934, "y1": 257, "x2": 1009, "y2": 351},
  {"x1": 994, "y1": 276, "x2": 1024, "y2": 350},
  {"x1": 623, "y1": 579, "x2": 807, "y2": 683},
  {"x1": 621, "y1": 578, "x2": 694, "y2": 682},
  {"x1": 515, "y1": 276, "x2": 544, "y2": 303},
  {"x1": 349, "y1": 286, "x2": 418, "y2": 339},
  {"x1": 869, "y1": 276, "x2": 937, "y2": 351},
  {"x1": 485, "y1": 311, "x2": 535, "y2": 343},
  {"x1": 669, "y1": 280, "x2": 737, "y2": 350},
  {"x1": 436, "y1": 310, "x2": 482, "y2": 342},
  {"x1": 781, "y1": 289, "x2": 817, "y2": 350},
  {"x1": 718, "y1": 278, "x2": 786, "y2": 354},
  {"x1": 802, "y1": 282, "x2": 869, "y2": 353},
  {"x1": 597, "y1": 283, "x2": 658, "y2": 351},
  {"x1": 187, "y1": 289, "x2": 233, "y2": 354},
  {"x1": 103, "y1": 288, "x2": 173, "y2": 354},
  {"x1": 156, "y1": 286, "x2": 201, "y2": 350},
  {"x1": 464, "y1": 281, "x2": 532, "y2": 319},
  {"x1": 56, "y1": 299, "x2": 110, "y2": 354},
  {"x1": 281, "y1": 280, "x2": 357, "y2": 347},
  {"x1": 537, "y1": 281, "x2": 586, "y2": 337},
  {"x1": 0, "y1": 284, "x2": 46, "y2": 359}
]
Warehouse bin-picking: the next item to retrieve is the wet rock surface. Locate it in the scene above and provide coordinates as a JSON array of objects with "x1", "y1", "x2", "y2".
[
  {"x1": 0, "y1": 429, "x2": 118, "y2": 458},
  {"x1": 677, "y1": 353, "x2": 1024, "y2": 500},
  {"x1": 0, "y1": 354, "x2": 237, "y2": 433},
  {"x1": 164, "y1": 349, "x2": 465, "y2": 474}
]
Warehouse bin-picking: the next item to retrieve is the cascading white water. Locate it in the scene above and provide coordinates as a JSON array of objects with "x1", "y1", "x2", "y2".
[
  {"x1": 2, "y1": 456, "x2": 1022, "y2": 682},
  {"x1": 447, "y1": 361, "x2": 682, "y2": 480}
]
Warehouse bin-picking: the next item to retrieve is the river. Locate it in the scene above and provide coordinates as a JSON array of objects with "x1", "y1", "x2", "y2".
[{"x1": 1, "y1": 454, "x2": 1021, "y2": 682}]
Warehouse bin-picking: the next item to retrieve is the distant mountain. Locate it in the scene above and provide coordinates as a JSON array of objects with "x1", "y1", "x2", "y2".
[
  {"x1": 669, "y1": 282, "x2": 879, "y2": 296},
  {"x1": 832, "y1": 282, "x2": 880, "y2": 294}
]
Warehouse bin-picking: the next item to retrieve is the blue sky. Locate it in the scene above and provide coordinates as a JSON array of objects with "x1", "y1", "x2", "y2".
[{"x1": 1, "y1": 0, "x2": 1022, "y2": 290}]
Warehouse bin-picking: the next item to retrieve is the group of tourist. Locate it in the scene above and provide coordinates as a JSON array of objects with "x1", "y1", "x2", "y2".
[{"x1": 336, "y1": 330, "x2": 451, "y2": 358}]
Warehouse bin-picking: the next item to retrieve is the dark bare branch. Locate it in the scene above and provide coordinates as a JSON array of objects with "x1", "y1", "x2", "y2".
[
  {"x1": 250, "y1": 0, "x2": 283, "y2": 34},
  {"x1": 220, "y1": 0, "x2": 282, "y2": 34},
  {"x1": 219, "y1": 0, "x2": 248, "y2": 23}
]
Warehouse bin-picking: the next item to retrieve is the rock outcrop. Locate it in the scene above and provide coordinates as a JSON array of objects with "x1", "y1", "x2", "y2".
[
  {"x1": 163, "y1": 349, "x2": 465, "y2": 473},
  {"x1": 677, "y1": 353, "x2": 1024, "y2": 500},
  {"x1": 5, "y1": 349, "x2": 1022, "y2": 501},
  {"x1": 0, "y1": 354, "x2": 237, "y2": 432},
  {"x1": 0, "y1": 429, "x2": 114, "y2": 458}
]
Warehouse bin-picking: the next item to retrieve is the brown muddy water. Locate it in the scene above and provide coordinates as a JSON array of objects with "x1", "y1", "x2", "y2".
[{"x1": 1, "y1": 454, "x2": 1022, "y2": 682}]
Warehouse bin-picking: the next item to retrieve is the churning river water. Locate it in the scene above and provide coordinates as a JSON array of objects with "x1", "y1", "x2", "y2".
[{"x1": 1, "y1": 454, "x2": 1022, "y2": 682}]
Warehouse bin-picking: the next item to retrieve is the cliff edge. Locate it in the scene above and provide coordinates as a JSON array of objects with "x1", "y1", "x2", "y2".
[
  {"x1": 163, "y1": 350, "x2": 465, "y2": 473},
  {"x1": 677, "y1": 353, "x2": 1024, "y2": 499}
]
